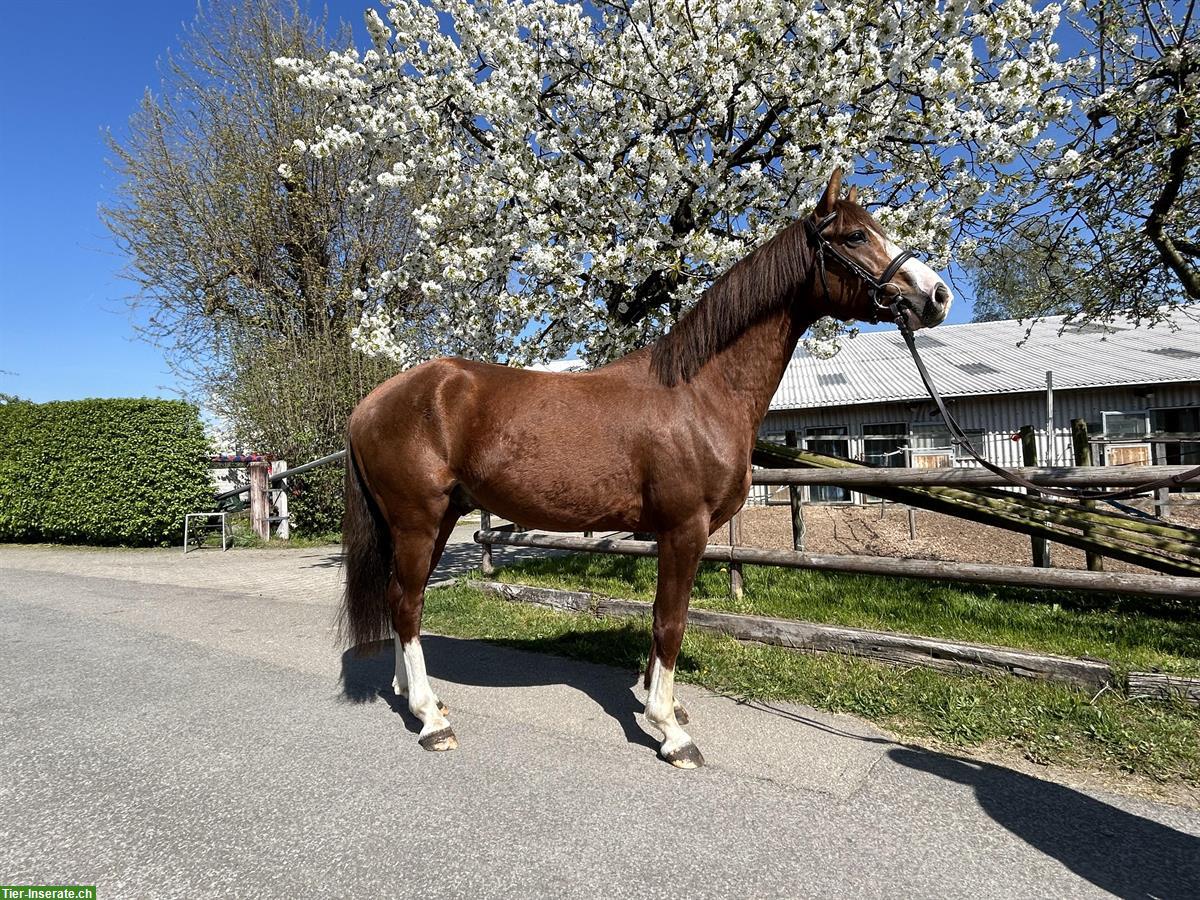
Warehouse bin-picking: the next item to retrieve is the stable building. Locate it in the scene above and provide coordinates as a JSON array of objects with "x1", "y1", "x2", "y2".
[{"x1": 753, "y1": 307, "x2": 1200, "y2": 505}]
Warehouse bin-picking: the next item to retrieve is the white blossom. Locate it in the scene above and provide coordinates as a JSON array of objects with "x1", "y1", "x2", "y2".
[{"x1": 282, "y1": 0, "x2": 1079, "y2": 365}]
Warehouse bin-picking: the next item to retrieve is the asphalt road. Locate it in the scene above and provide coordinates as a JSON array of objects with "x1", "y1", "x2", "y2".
[{"x1": 2, "y1": 547, "x2": 1199, "y2": 899}]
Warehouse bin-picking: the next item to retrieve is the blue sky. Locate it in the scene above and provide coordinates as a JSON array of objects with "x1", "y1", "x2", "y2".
[
  {"x1": 0, "y1": 0, "x2": 979, "y2": 404},
  {"x1": 0, "y1": 0, "x2": 373, "y2": 403}
]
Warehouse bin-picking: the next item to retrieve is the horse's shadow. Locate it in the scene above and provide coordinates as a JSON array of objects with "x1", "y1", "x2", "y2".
[
  {"x1": 341, "y1": 636, "x2": 1200, "y2": 895},
  {"x1": 890, "y1": 748, "x2": 1200, "y2": 898},
  {"x1": 339, "y1": 632, "x2": 660, "y2": 752}
]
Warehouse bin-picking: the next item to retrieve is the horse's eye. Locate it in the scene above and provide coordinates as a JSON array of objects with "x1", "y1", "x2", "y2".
[{"x1": 846, "y1": 230, "x2": 868, "y2": 246}]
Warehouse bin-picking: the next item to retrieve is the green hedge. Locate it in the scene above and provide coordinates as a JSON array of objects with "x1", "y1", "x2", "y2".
[
  {"x1": 285, "y1": 461, "x2": 344, "y2": 537},
  {"x1": 0, "y1": 398, "x2": 213, "y2": 546}
]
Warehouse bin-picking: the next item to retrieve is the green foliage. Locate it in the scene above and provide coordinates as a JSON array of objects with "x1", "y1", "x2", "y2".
[
  {"x1": 964, "y1": 222, "x2": 1076, "y2": 323},
  {"x1": 285, "y1": 462, "x2": 345, "y2": 536},
  {"x1": 0, "y1": 398, "x2": 213, "y2": 546},
  {"x1": 100, "y1": 0, "x2": 411, "y2": 536}
]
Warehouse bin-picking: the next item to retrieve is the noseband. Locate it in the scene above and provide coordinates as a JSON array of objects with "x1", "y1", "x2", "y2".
[{"x1": 804, "y1": 212, "x2": 917, "y2": 325}]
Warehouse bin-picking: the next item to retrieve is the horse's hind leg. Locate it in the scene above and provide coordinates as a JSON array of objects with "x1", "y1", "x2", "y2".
[
  {"x1": 390, "y1": 506, "x2": 459, "y2": 751},
  {"x1": 392, "y1": 508, "x2": 459, "y2": 714}
]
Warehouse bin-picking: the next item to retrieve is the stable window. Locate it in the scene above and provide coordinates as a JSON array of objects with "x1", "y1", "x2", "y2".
[
  {"x1": 1103, "y1": 410, "x2": 1149, "y2": 437},
  {"x1": 1150, "y1": 407, "x2": 1200, "y2": 491},
  {"x1": 862, "y1": 423, "x2": 907, "y2": 468},
  {"x1": 804, "y1": 425, "x2": 851, "y2": 502},
  {"x1": 1150, "y1": 407, "x2": 1200, "y2": 434},
  {"x1": 952, "y1": 429, "x2": 987, "y2": 461},
  {"x1": 910, "y1": 423, "x2": 953, "y2": 450},
  {"x1": 910, "y1": 422, "x2": 985, "y2": 463}
]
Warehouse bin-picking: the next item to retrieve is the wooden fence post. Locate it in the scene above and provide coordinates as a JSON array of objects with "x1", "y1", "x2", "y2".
[
  {"x1": 729, "y1": 511, "x2": 744, "y2": 602},
  {"x1": 249, "y1": 461, "x2": 270, "y2": 541},
  {"x1": 784, "y1": 430, "x2": 806, "y2": 551},
  {"x1": 480, "y1": 509, "x2": 494, "y2": 576},
  {"x1": 1019, "y1": 426, "x2": 1051, "y2": 568},
  {"x1": 1155, "y1": 488, "x2": 1171, "y2": 520},
  {"x1": 1072, "y1": 418, "x2": 1103, "y2": 571}
]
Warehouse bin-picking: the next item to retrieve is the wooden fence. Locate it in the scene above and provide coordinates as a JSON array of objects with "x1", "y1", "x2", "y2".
[
  {"x1": 473, "y1": 463, "x2": 1198, "y2": 701},
  {"x1": 476, "y1": 462, "x2": 1200, "y2": 601},
  {"x1": 213, "y1": 450, "x2": 347, "y2": 539}
]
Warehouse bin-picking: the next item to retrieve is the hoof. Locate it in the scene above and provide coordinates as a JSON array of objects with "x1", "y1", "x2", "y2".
[
  {"x1": 418, "y1": 727, "x2": 459, "y2": 752},
  {"x1": 674, "y1": 703, "x2": 690, "y2": 725},
  {"x1": 661, "y1": 742, "x2": 705, "y2": 769}
]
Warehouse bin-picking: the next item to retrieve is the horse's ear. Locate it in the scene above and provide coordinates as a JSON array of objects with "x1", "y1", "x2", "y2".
[
  {"x1": 817, "y1": 167, "x2": 843, "y2": 216},
  {"x1": 847, "y1": 184, "x2": 858, "y2": 204}
]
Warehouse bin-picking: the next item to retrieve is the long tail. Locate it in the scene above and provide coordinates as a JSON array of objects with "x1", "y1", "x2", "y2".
[{"x1": 339, "y1": 434, "x2": 394, "y2": 649}]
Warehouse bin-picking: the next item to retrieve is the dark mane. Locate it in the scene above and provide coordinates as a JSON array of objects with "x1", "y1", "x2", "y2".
[{"x1": 649, "y1": 217, "x2": 816, "y2": 386}]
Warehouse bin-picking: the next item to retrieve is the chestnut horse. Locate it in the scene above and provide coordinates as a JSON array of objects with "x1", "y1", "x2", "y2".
[{"x1": 341, "y1": 170, "x2": 952, "y2": 767}]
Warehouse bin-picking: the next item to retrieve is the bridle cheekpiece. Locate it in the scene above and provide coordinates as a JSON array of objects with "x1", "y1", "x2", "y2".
[{"x1": 804, "y1": 212, "x2": 917, "y2": 326}]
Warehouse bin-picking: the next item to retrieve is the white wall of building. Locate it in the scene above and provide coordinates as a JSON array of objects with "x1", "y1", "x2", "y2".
[{"x1": 753, "y1": 381, "x2": 1200, "y2": 505}]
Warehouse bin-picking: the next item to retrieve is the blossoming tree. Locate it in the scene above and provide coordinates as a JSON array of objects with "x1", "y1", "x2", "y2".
[
  {"x1": 280, "y1": 0, "x2": 1085, "y2": 366},
  {"x1": 976, "y1": 0, "x2": 1199, "y2": 324}
]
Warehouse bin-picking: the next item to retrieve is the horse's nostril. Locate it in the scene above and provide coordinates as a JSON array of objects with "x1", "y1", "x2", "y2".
[{"x1": 933, "y1": 283, "x2": 952, "y2": 308}]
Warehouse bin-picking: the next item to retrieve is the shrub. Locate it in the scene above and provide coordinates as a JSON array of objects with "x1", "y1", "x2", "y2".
[
  {"x1": 0, "y1": 398, "x2": 213, "y2": 546},
  {"x1": 285, "y1": 461, "x2": 345, "y2": 537}
]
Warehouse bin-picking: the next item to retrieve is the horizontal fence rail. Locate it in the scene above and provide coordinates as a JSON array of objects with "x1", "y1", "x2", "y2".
[
  {"x1": 268, "y1": 450, "x2": 347, "y2": 482},
  {"x1": 751, "y1": 465, "x2": 1199, "y2": 488},
  {"x1": 212, "y1": 450, "x2": 1196, "y2": 502},
  {"x1": 476, "y1": 581, "x2": 1115, "y2": 689},
  {"x1": 476, "y1": 529, "x2": 1199, "y2": 599},
  {"x1": 214, "y1": 449, "x2": 348, "y2": 502}
]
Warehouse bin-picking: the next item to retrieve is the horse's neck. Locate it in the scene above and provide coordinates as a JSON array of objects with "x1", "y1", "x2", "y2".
[{"x1": 692, "y1": 302, "x2": 813, "y2": 428}]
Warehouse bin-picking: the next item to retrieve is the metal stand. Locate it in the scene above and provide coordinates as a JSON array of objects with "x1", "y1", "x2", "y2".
[{"x1": 183, "y1": 512, "x2": 230, "y2": 553}]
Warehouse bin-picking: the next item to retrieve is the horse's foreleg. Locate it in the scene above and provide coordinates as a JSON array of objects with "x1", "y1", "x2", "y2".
[
  {"x1": 391, "y1": 515, "x2": 457, "y2": 751},
  {"x1": 645, "y1": 633, "x2": 689, "y2": 725},
  {"x1": 391, "y1": 631, "x2": 448, "y2": 716},
  {"x1": 646, "y1": 520, "x2": 708, "y2": 768}
]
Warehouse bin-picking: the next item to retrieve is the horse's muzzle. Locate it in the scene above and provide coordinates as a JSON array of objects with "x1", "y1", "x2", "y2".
[{"x1": 920, "y1": 283, "x2": 953, "y2": 327}]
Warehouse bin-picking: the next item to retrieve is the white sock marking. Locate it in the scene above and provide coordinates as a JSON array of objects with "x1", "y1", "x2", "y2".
[
  {"x1": 402, "y1": 637, "x2": 451, "y2": 737},
  {"x1": 393, "y1": 635, "x2": 408, "y2": 697},
  {"x1": 646, "y1": 658, "x2": 693, "y2": 756}
]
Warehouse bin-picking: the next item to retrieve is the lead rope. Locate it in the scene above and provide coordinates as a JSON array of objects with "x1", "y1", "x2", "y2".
[{"x1": 889, "y1": 303, "x2": 1200, "y2": 502}]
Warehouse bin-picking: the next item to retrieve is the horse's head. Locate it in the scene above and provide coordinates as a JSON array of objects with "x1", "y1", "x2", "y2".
[{"x1": 805, "y1": 168, "x2": 952, "y2": 330}]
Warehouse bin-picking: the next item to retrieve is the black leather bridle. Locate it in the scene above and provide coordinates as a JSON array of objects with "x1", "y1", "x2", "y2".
[
  {"x1": 805, "y1": 211, "x2": 917, "y2": 325},
  {"x1": 804, "y1": 212, "x2": 1200, "y2": 501}
]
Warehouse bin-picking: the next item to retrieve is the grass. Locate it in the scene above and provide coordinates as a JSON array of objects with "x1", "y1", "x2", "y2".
[
  {"x1": 426, "y1": 581, "x2": 1200, "y2": 786},
  {"x1": 480, "y1": 554, "x2": 1200, "y2": 677}
]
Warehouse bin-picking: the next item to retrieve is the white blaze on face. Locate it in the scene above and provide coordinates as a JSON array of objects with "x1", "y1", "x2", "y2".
[{"x1": 881, "y1": 235, "x2": 953, "y2": 325}]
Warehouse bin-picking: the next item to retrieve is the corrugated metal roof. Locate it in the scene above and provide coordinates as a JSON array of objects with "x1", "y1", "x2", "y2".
[
  {"x1": 771, "y1": 307, "x2": 1200, "y2": 411},
  {"x1": 527, "y1": 358, "x2": 587, "y2": 373}
]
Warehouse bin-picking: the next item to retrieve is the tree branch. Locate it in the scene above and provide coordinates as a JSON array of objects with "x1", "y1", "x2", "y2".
[{"x1": 1144, "y1": 108, "x2": 1200, "y2": 298}]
